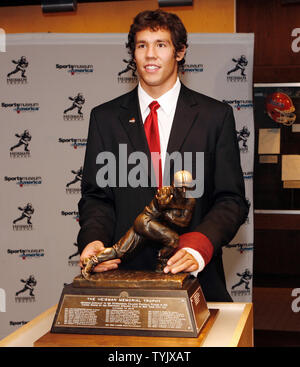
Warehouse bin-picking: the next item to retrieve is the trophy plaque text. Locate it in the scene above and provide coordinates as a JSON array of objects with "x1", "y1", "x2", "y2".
[{"x1": 51, "y1": 270, "x2": 211, "y2": 338}]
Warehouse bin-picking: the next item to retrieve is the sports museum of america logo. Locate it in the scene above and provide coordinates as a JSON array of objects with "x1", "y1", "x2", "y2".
[
  {"x1": 58, "y1": 137, "x2": 87, "y2": 149},
  {"x1": 15, "y1": 275, "x2": 37, "y2": 303},
  {"x1": 4, "y1": 175, "x2": 42, "y2": 187},
  {"x1": 63, "y1": 93, "x2": 85, "y2": 121},
  {"x1": 9, "y1": 129, "x2": 31, "y2": 158},
  {"x1": 66, "y1": 166, "x2": 82, "y2": 194},
  {"x1": 7, "y1": 248, "x2": 44, "y2": 260},
  {"x1": 226, "y1": 55, "x2": 248, "y2": 82},
  {"x1": 180, "y1": 63, "x2": 204, "y2": 74},
  {"x1": 222, "y1": 99, "x2": 253, "y2": 111},
  {"x1": 7, "y1": 56, "x2": 29, "y2": 85},
  {"x1": 225, "y1": 243, "x2": 254, "y2": 254},
  {"x1": 61, "y1": 209, "x2": 79, "y2": 223},
  {"x1": 1, "y1": 102, "x2": 40, "y2": 113},
  {"x1": 12, "y1": 203, "x2": 34, "y2": 231},
  {"x1": 243, "y1": 171, "x2": 253, "y2": 180},
  {"x1": 56, "y1": 63, "x2": 94, "y2": 76}
]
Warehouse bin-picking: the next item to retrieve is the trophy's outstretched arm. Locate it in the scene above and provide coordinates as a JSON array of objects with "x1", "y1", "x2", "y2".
[{"x1": 81, "y1": 247, "x2": 118, "y2": 279}]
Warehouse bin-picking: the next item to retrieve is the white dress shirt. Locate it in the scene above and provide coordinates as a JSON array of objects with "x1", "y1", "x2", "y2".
[
  {"x1": 137, "y1": 78, "x2": 205, "y2": 275},
  {"x1": 138, "y1": 78, "x2": 180, "y2": 177}
]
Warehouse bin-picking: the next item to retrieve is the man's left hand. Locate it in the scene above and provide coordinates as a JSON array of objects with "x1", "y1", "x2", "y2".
[{"x1": 163, "y1": 249, "x2": 198, "y2": 274}]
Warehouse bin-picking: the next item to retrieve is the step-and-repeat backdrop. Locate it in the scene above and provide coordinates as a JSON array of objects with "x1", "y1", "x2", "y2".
[{"x1": 0, "y1": 33, "x2": 254, "y2": 339}]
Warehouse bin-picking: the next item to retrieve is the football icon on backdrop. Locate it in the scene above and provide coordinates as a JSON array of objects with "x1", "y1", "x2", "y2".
[
  {"x1": 236, "y1": 126, "x2": 250, "y2": 153},
  {"x1": 66, "y1": 167, "x2": 82, "y2": 194},
  {"x1": 68, "y1": 242, "x2": 80, "y2": 266},
  {"x1": 64, "y1": 93, "x2": 85, "y2": 115},
  {"x1": 10, "y1": 130, "x2": 31, "y2": 152},
  {"x1": 15, "y1": 275, "x2": 37, "y2": 299},
  {"x1": 68, "y1": 242, "x2": 80, "y2": 260},
  {"x1": 13, "y1": 203, "x2": 34, "y2": 225},
  {"x1": 118, "y1": 59, "x2": 137, "y2": 77},
  {"x1": 231, "y1": 268, "x2": 253, "y2": 291},
  {"x1": 227, "y1": 55, "x2": 248, "y2": 77},
  {"x1": 266, "y1": 92, "x2": 296, "y2": 126},
  {"x1": 117, "y1": 59, "x2": 138, "y2": 84},
  {"x1": 66, "y1": 167, "x2": 82, "y2": 187},
  {"x1": 7, "y1": 56, "x2": 29, "y2": 79}
]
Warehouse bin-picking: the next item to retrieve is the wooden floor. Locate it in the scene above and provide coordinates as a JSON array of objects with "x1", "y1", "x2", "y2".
[{"x1": 253, "y1": 284, "x2": 300, "y2": 347}]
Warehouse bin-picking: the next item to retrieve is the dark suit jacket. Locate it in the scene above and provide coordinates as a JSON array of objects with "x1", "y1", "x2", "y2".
[{"x1": 77, "y1": 83, "x2": 249, "y2": 302}]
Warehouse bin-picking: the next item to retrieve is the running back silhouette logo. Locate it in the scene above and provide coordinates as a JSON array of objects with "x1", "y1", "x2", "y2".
[
  {"x1": 236, "y1": 126, "x2": 250, "y2": 153},
  {"x1": 68, "y1": 242, "x2": 80, "y2": 266},
  {"x1": 10, "y1": 129, "x2": 31, "y2": 158},
  {"x1": 7, "y1": 56, "x2": 29, "y2": 84},
  {"x1": 15, "y1": 275, "x2": 37, "y2": 303},
  {"x1": 66, "y1": 166, "x2": 82, "y2": 194},
  {"x1": 227, "y1": 55, "x2": 248, "y2": 82},
  {"x1": 63, "y1": 93, "x2": 85, "y2": 121},
  {"x1": 12, "y1": 203, "x2": 34, "y2": 231},
  {"x1": 231, "y1": 268, "x2": 253, "y2": 297},
  {"x1": 117, "y1": 59, "x2": 138, "y2": 84}
]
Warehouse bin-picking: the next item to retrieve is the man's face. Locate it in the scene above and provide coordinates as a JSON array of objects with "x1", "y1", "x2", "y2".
[{"x1": 134, "y1": 28, "x2": 185, "y2": 98}]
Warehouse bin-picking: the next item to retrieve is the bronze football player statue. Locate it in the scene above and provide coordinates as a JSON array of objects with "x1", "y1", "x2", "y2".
[{"x1": 81, "y1": 170, "x2": 196, "y2": 279}]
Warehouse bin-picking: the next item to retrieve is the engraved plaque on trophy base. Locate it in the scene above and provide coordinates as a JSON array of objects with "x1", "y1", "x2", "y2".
[{"x1": 51, "y1": 270, "x2": 210, "y2": 338}]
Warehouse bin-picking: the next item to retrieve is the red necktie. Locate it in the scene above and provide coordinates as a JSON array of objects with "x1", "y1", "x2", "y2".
[{"x1": 144, "y1": 101, "x2": 162, "y2": 188}]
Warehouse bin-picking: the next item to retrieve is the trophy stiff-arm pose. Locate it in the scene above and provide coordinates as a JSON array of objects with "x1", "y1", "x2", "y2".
[{"x1": 82, "y1": 171, "x2": 196, "y2": 279}]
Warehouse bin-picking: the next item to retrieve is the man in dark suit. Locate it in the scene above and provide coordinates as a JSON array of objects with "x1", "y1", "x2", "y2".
[{"x1": 77, "y1": 10, "x2": 249, "y2": 302}]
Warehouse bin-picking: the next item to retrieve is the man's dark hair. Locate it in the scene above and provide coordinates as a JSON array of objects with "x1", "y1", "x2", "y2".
[{"x1": 126, "y1": 9, "x2": 188, "y2": 68}]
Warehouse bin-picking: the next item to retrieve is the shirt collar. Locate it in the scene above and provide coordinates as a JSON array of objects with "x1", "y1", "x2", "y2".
[{"x1": 138, "y1": 77, "x2": 181, "y2": 117}]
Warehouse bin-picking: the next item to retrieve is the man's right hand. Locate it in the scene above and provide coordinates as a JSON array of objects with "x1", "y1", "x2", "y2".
[{"x1": 79, "y1": 240, "x2": 121, "y2": 273}]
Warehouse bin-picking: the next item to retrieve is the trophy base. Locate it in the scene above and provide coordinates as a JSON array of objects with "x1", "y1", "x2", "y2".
[
  {"x1": 51, "y1": 270, "x2": 210, "y2": 338},
  {"x1": 73, "y1": 269, "x2": 190, "y2": 289}
]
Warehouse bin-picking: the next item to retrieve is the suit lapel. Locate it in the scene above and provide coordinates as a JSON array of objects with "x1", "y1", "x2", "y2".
[
  {"x1": 164, "y1": 84, "x2": 199, "y2": 184},
  {"x1": 118, "y1": 88, "x2": 155, "y2": 192},
  {"x1": 119, "y1": 87, "x2": 149, "y2": 155},
  {"x1": 167, "y1": 84, "x2": 199, "y2": 154}
]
